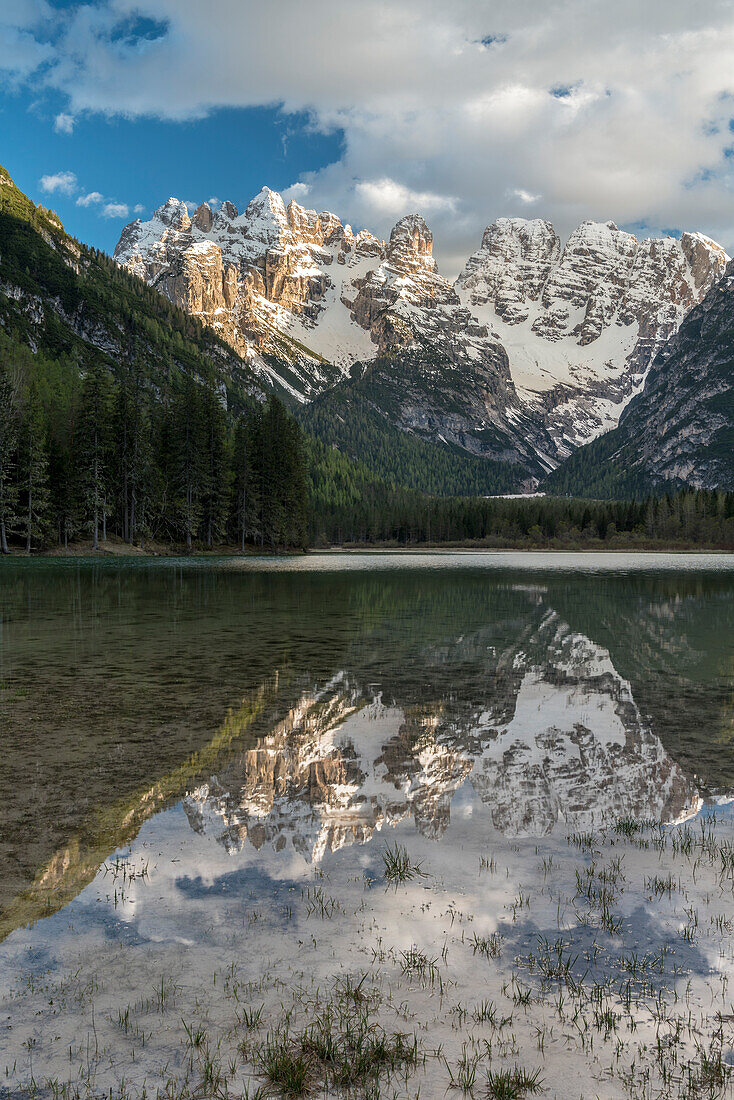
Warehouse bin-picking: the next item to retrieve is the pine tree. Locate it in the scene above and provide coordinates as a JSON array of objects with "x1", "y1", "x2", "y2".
[
  {"x1": 18, "y1": 382, "x2": 50, "y2": 552},
  {"x1": 199, "y1": 380, "x2": 230, "y2": 548},
  {"x1": 232, "y1": 416, "x2": 251, "y2": 551},
  {"x1": 0, "y1": 358, "x2": 21, "y2": 550},
  {"x1": 77, "y1": 363, "x2": 112, "y2": 550},
  {"x1": 253, "y1": 396, "x2": 309, "y2": 551},
  {"x1": 0, "y1": 360, "x2": 20, "y2": 554},
  {"x1": 172, "y1": 375, "x2": 205, "y2": 550},
  {"x1": 48, "y1": 434, "x2": 77, "y2": 549},
  {"x1": 116, "y1": 359, "x2": 152, "y2": 545}
]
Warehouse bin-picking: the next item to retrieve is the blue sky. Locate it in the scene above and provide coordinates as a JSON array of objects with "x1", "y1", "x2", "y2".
[
  {"x1": 1, "y1": 1, "x2": 733, "y2": 274},
  {"x1": 0, "y1": 88, "x2": 343, "y2": 254}
]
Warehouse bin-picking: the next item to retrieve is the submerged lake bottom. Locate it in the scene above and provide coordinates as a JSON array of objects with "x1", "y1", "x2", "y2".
[{"x1": 0, "y1": 552, "x2": 733, "y2": 1099}]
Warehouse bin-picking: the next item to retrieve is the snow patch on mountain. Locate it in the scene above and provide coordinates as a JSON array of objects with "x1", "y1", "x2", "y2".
[
  {"x1": 115, "y1": 192, "x2": 728, "y2": 463},
  {"x1": 456, "y1": 219, "x2": 729, "y2": 454}
]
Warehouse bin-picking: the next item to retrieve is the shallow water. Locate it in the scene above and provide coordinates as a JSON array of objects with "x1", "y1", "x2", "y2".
[{"x1": 0, "y1": 552, "x2": 733, "y2": 1097}]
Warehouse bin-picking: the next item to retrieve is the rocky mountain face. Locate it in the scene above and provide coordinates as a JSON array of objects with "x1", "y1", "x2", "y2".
[
  {"x1": 0, "y1": 165, "x2": 265, "y2": 406},
  {"x1": 545, "y1": 259, "x2": 734, "y2": 496},
  {"x1": 456, "y1": 219, "x2": 728, "y2": 455},
  {"x1": 115, "y1": 193, "x2": 728, "y2": 477},
  {"x1": 115, "y1": 188, "x2": 382, "y2": 399}
]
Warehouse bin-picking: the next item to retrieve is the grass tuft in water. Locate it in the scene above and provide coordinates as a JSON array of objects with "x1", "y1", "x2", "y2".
[
  {"x1": 485, "y1": 1065, "x2": 544, "y2": 1098},
  {"x1": 381, "y1": 842, "x2": 428, "y2": 887},
  {"x1": 257, "y1": 1032, "x2": 311, "y2": 1097}
]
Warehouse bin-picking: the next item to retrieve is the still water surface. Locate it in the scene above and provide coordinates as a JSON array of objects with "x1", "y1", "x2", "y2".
[{"x1": 0, "y1": 552, "x2": 733, "y2": 1096}]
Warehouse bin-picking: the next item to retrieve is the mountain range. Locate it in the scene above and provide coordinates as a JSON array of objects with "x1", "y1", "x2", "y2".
[
  {"x1": 0, "y1": 159, "x2": 731, "y2": 506},
  {"x1": 546, "y1": 257, "x2": 734, "y2": 496},
  {"x1": 115, "y1": 189, "x2": 731, "y2": 491}
]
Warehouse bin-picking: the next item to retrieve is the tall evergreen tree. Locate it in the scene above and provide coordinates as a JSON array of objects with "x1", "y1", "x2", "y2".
[
  {"x1": 253, "y1": 397, "x2": 309, "y2": 551},
  {"x1": 232, "y1": 415, "x2": 260, "y2": 552},
  {"x1": 0, "y1": 361, "x2": 20, "y2": 554},
  {"x1": 199, "y1": 380, "x2": 230, "y2": 548},
  {"x1": 18, "y1": 382, "x2": 50, "y2": 552},
  {"x1": 116, "y1": 359, "x2": 152, "y2": 545},
  {"x1": 171, "y1": 375, "x2": 205, "y2": 550},
  {"x1": 77, "y1": 363, "x2": 112, "y2": 550},
  {"x1": 48, "y1": 433, "x2": 77, "y2": 549}
]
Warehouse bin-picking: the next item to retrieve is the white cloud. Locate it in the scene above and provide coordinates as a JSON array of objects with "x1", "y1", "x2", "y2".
[
  {"x1": 39, "y1": 170, "x2": 77, "y2": 196},
  {"x1": 508, "y1": 188, "x2": 541, "y2": 205},
  {"x1": 76, "y1": 190, "x2": 103, "y2": 207},
  {"x1": 0, "y1": 3, "x2": 53, "y2": 81},
  {"x1": 102, "y1": 201, "x2": 129, "y2": 218},
  {"x1": 53, "y1": 112, "x2": 74, "y2": 134},
  {"x1": 355, "y1": 178, "x2": 458, "y2": 217},
  {"x1": 206, "y1": 196, "x2": 221, "y2": 208},
  {"x1": 280, "y1": 182, "x2": 311, "y2": 203},
  {"x1": 133, "y1": 203, "x2": 145, "y2": 214},
  {"x1": 12, "y1": 1, "x2": 734, "y2": 272}
]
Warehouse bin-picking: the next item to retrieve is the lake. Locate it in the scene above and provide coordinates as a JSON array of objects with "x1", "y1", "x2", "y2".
[{"x1": 1, "y1": 552, "x2": 733, "y2": 1099}]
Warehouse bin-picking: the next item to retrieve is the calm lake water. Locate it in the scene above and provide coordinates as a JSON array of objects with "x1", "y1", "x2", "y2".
[{"x1": 1, "y1": 552, "x2": 733, "y2": 1098}]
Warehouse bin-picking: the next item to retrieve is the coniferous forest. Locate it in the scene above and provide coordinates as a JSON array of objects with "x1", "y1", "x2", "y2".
[
  {"x1": 308, "y1": 462, "x2": 734, "y2": 550},
  {"x1": 1, "y1": 325, "x2": 733, "y2": 553},
  {"x1": 0, "y1": 332, "x2": 308, "y2": 553}
]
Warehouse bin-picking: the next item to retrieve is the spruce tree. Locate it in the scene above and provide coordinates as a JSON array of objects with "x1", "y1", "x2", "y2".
[
  {"x1": 0, "y1": 361, "x2": 20, "y2": 554},
  {"x1": 172, "y1": 375, "x2": 205, "y2": 550},
  {"x1": 116, "y1": 359, "x2": 152, "y2": 545},
  {"x1": 77, "y1": 363, "x2": 112, "y2": 550},
  {"x1": 199, "y1": 380, "x2": 230, "y2": 548},
  {"x1": 18, "y1": 382, "x2": 50, "y2": 552},
  {"x1": 232, "y1": 416, "x2": 250, "y2": 551},
  {"x1": 48, "y1": 434, "x2": 77, "y2": 549}
]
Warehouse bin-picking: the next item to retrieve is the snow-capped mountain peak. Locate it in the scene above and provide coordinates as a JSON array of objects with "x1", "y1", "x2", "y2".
[{"x1": 114, "y1": 189, "x2": 729, "y2": 467}]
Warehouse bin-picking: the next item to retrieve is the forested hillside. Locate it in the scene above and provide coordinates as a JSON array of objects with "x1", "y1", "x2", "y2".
[
  {"x1": 300, "y1": 378, "x2": 527, "y2": 497},
  {"x1": 0, "y1": 331, "x2": 308, "y2": 552},
  {"x1": 0, "y1": 166, "x2": 308, "y2": 552}
]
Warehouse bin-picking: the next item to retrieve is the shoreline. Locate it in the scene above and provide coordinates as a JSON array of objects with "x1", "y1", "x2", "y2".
[{"x1": 0, "y1": 538, "x2": 730, "y2": 559}]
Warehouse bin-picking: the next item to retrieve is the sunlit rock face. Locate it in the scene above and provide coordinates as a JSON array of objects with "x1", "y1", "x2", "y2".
[
  {"x1": 183, "y1": 617, "x2": 699, "y2": 860},
  {"x1": 115, "y1": 193, "x2": 727, "y2": 467},
  {"x1": 114, "y1": 189, "x2": 382, "y2": 395},
  {"x1": 349, "y1": 214, "x2": 463, "y2": 353}
]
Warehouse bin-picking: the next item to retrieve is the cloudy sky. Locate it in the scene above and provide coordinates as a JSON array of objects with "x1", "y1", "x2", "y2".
[{"x1": 2, "y1": 0, "x2": 734, "y2": 275}]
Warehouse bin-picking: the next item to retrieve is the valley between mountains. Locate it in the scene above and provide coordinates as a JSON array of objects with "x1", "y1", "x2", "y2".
[
  {"x1": 114, "y1": 187, "x2": 732, "y2": 493},
  {"x1": 0, "y1": 161, "x2": 732, "y2": 558}
]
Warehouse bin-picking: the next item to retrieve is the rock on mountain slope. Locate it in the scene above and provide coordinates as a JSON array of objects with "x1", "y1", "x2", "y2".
[
  {"x1": 0, "y1": 165, "x2": 266, "y2": 405},
  {"x1": 115, "y1": 189, "x2": 380, "y2": 399},
  {"x1": 456, "y1": 218, "x2": 728, "y2": 455},
  {"x1": 544, "y1": 259, "x2": 734, "y2": 497},
  {"x1": 115, "y1": 192, "x2": 727, "y2": 474}
]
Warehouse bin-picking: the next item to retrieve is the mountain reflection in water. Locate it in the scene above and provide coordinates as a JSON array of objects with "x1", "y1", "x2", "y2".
[
  {"x1": 184, "y1": 611, "x2": 700, "y2": 862},
  {"x1": 0, "y1": 556, "x2": 731, "y2": 938}
]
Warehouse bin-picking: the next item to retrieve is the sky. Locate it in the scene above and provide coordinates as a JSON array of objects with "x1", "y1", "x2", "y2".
[{"x1": 2, "y1": 0, "x2": 734, "y2": 277}]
